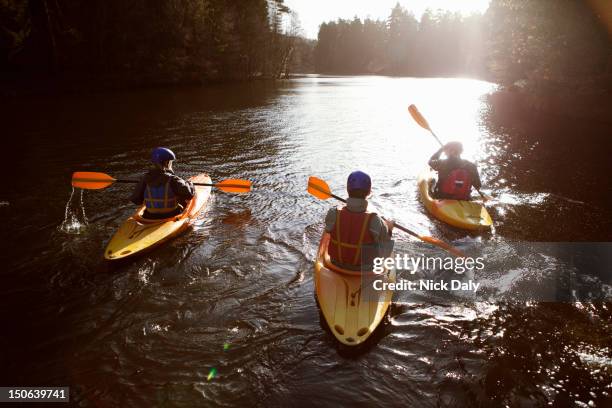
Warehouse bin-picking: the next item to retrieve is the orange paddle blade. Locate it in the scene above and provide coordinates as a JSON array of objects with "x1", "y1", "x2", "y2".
[
  {"x1": 419, "y1": 236, "x2": 466, "y2": 258},
  {"x1": 307, "y1": 176, "x2": 332, "y2": 199},
  {"x1": 408, "y1": 104, "x2": 431, "y2": 131},
  {"x1": 214, "y1": 179, "x2": 251, "y2": 193},
  {"x1": 72, "y1": 172, "x2": 116, "y2": 189}
]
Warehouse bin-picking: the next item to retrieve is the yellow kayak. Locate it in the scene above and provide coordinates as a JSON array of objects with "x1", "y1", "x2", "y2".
[
  {"x1": 417, "y1": 167, "x2": 492, "y2": 230},
  {"x1": 105, "y1": 174, "x2": 212, "y2": 260},
  {"x1": 314, "y1": 233, "x2": 395, "y2": 346}
]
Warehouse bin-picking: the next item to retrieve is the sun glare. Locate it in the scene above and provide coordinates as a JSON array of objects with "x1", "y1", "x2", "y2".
[{"x1": 284, "y1": 0, "x2": 492, "y2": 38}]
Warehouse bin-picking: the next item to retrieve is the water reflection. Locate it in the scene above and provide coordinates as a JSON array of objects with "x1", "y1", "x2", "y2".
[
  {"x1": 2, "y1": 76, "x2": 610, "y2": 406},
  {"x1": 222, "y1": 209, "x2": 253, "y2": 225}
]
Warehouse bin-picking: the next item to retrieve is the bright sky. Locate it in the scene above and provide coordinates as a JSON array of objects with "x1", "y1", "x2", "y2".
[{"x1": 283, "y1": 0, "x2": 491, "y2": 39}]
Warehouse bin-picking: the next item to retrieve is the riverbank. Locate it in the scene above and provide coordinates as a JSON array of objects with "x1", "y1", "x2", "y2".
[
  {"x1": 487, "y1": 79, "x2": 612, "y2": 124},
  {"x1": 5, "y1": 70, "x2": 611, "y2": 129},
  {"x1": 0, "y1": 71, "x2": 278, "y2": 98}
]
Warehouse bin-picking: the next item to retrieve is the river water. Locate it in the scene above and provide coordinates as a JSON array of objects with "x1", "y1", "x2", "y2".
[{"x1": 2, "y1": 76, "x2": 611, "y2": 407}]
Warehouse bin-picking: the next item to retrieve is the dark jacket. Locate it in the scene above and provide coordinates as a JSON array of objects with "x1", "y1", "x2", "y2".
[
  {"x1": 429, "y1": 151, "x2": 481, "y2": 197},
  {"x1": 130, "y1": 168, "x2": 195, "y2": 206}
]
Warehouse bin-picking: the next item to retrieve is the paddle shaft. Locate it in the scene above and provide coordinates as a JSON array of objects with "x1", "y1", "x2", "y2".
[
  {"x1": 119, "y1": 179, "x2": 216, "y2": 187},
  {"x1": 387, "y1": 222, "x2": 421, "y2": 240},
  {"x1": 430, "y1": 130, "x2": 445, "y2": 148}
]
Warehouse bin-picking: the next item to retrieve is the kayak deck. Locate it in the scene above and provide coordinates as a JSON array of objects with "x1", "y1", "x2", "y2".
[
  {"x1": 104, "y1": 174, "x2": 212, "y2": 260},
  {"x1": 314, "y1": 233, "x2": 395, "y2": 346},
  {"x1": 417, "y1": 167, "x2": 492, "y2": 231}
]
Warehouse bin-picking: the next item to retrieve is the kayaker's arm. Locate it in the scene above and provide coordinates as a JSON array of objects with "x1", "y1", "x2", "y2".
[
  {"x1": 369, "y1": 215, "x2": 393, "y2": 242},
  {"x1": 324, "y1": 208, "x2": 337, "y2": 232},
  {"x1": 468, "y1": 162, "x2": 482, "y2": 191},
  {"x1": 384, "y1": 219, "x2": 395, "y2": 235},
  {"x1": 129, "y1": 177, "x2": 146, "y2": 205},
  {"x1": 170, "y1": 176, "x2": 195, "y2": 200},
  {"x1": 428, "y1": 146, "x2": 445, "y2": 170}
]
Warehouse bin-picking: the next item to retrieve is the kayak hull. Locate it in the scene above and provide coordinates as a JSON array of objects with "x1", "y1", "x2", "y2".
[
  {"x1": 104, "y1": 174, "x2": 212, "y2": 260},
  {"x1": 417, "y1": 168, "x2": 492, "y2": 231},
  {"x1": 314, "y1": 233, "x2": 395, "y2": 346}
]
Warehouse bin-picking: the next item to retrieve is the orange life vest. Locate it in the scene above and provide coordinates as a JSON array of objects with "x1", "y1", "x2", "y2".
[
  {"x1": 328, "y1": 207, "x2": 375, "y2": 266},
  {"x1": 144, "y1": 180, "x2": 178, "y2": 214}
]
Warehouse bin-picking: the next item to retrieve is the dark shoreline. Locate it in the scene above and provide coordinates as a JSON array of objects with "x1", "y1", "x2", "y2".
[
  {"x1": 487, "y1": 85, "x2": 612, "y2": 124},
  {"x1": 0, "y1": 72, "x2": 280, "y2": 98},
  {"x1": 3, "y1": 72, "x2": 611, "y2": 124}
]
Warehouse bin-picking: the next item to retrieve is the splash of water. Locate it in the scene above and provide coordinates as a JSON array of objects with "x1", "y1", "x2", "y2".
[{"x1": 59, "y1": 187, "x2": 88, "y2": 233}]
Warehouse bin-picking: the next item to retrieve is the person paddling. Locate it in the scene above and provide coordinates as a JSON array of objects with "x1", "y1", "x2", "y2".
[
  {"x1": 130, "y1": 147, "x2": 195, "y2": 219},
  {"x1": 324, "y1": 171, "x2": 394, "y2": 270},
  {"x1": 428, "y1": 141, "x2": 482, "y2": 200}
]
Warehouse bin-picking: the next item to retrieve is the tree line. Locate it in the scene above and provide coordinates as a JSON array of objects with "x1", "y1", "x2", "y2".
[
  {"x1": 314, "y1": 1, "x2": 611, "y2": 89},
  {"x1": 1, "y1": 0, "x2": 609, "y2": 93},
  {"x1": 486, "y1": 0, "x2": 611, "y2": 89},
  {"x1": 0, "y1": 0, "x2": 312, "y2": 87},
  {"x1": 315, "y1": 5, "x2": 485, "y2": 77}
]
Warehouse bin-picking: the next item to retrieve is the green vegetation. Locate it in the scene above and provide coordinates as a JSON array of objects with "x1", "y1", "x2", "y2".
[
  {"x1": 486, "y1": 0, "x2": 610, "y2": 88},
  {"x1": 314, "y1": 1, "x2": 611, "y2": 119},
  {"x1": 485, "y1": 0, "x2": 611, "y2": 120},
  {"x1": 0, "y1": 0, "x2": 313, "y2": 88},
  {"x1": 314, "y1": 1, "x2": 610, "y2": 83},
  {"x1": 315, "y1": 5, "x2": 485, "y2": 77},
  {"x1": 1, "y1": 0, "x2": 609, "y2": 115}
]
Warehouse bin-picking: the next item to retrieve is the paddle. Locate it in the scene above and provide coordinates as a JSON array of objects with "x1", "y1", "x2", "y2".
[
  {"x1": 71, "y1": 171, "x2": 251, "y2": 193},
  {"x1": 307, "y1": 176, "x2": 465, "y2": 257},
  {"x1": 408, "y1": 104, "x2": 491, "y2": 202}
]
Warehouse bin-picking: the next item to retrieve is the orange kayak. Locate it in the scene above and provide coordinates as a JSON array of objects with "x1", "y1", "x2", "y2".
[
  {"x1": 104, "y1": 174, "x2": 212, "y2": 260},
  {"x1": 417, "y1": 167, "x2": 492, "y2": 230}
]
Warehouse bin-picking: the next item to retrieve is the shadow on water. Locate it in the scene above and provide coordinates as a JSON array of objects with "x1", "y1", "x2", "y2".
[
  {"x1": 464, "y1": 302, "x2": 612, "y2": 407},
  {"x1": 2, "y1": 76, "x2": 611, "y2": 406},
  {"x1": 480, "y1": 96, "x2": 612, "y2": 241},
  {"x1": 221, "y1": 209, "x2": 253, "y2": 225}
]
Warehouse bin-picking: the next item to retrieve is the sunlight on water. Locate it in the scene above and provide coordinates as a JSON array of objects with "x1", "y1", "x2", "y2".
[
  {"x1": 287, "y1": 76, "x2": 499, "y2": 233},
  {"x1": 6, "y1": 76, "x2": 610, "y2": 407},
  {"x1": 399, "y1": 77, "x2": 498, "y2": 159},
  {"x1": 58, "y1": 187, "x2": 88, "y2": 233},
  {"x1": 494, "y1": 191, "x2": 549, "y2": 206},
  {"x1": 576, "y1": 348, "x2": 612, "y2": 368},
  {"x1": 137, "y1": 262, "x2": 156, "y2": 285}
]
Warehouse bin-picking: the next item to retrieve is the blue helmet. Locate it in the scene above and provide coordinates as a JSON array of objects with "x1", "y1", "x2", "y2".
[
  {"x1": 347, "y1": 170, "x2": 371, "y2": 192},
  {"x1": 151, "y1": 147, "x2": 176, "y2": 163}
]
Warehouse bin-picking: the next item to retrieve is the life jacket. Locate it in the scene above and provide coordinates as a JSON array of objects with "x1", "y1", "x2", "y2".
[
  {"x1": 144, "y1": 180, "x2": 178, "y2": 214},
  {"x1": 438, "y1": 167, "x2": 472, "y2": 200},
  {"x1": 328, "y1": 207, "x2": 375, "y2": 266}
]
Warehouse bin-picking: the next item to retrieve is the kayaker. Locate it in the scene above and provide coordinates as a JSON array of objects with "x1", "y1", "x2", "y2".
[
  {"x1": 324, "y1": 171, "x2": 394, "y2": 270},
  {"x1": 428, "y1": 141, "x2": 482, "y2": 200},
  {"x1": 129, "y1": 147, "x2": 195, "y2": 219}
]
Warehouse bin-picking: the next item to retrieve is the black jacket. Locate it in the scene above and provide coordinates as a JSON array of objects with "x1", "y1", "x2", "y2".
[
  {"x1": 429, "y1": 151, "x2": 482, "y2": 196},
  {"x1": 130, "y1": 168, "x2": 195, "y2": 205}
]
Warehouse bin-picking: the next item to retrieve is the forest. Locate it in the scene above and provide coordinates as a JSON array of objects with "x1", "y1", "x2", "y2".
[
  {"x1": 315, "y1": 1, "x2": 611, "y2": 84},
  {"x1": 315, "y1": 7, "x2": 485, "y2": 77},
  {"x1": 314, "y1": 0, "x2": 611, "y2": 119},
  {"x1": 0, "y1": 0, "x2": 311, "y2": 90},
  {"x1": 1, "y1": 0, "x2": 610, "y2": 110}
]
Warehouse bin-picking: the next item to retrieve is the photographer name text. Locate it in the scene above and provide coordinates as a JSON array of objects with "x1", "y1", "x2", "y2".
[{"x1": 373, "y1": 279, "x2": 481, "y2": 293}]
